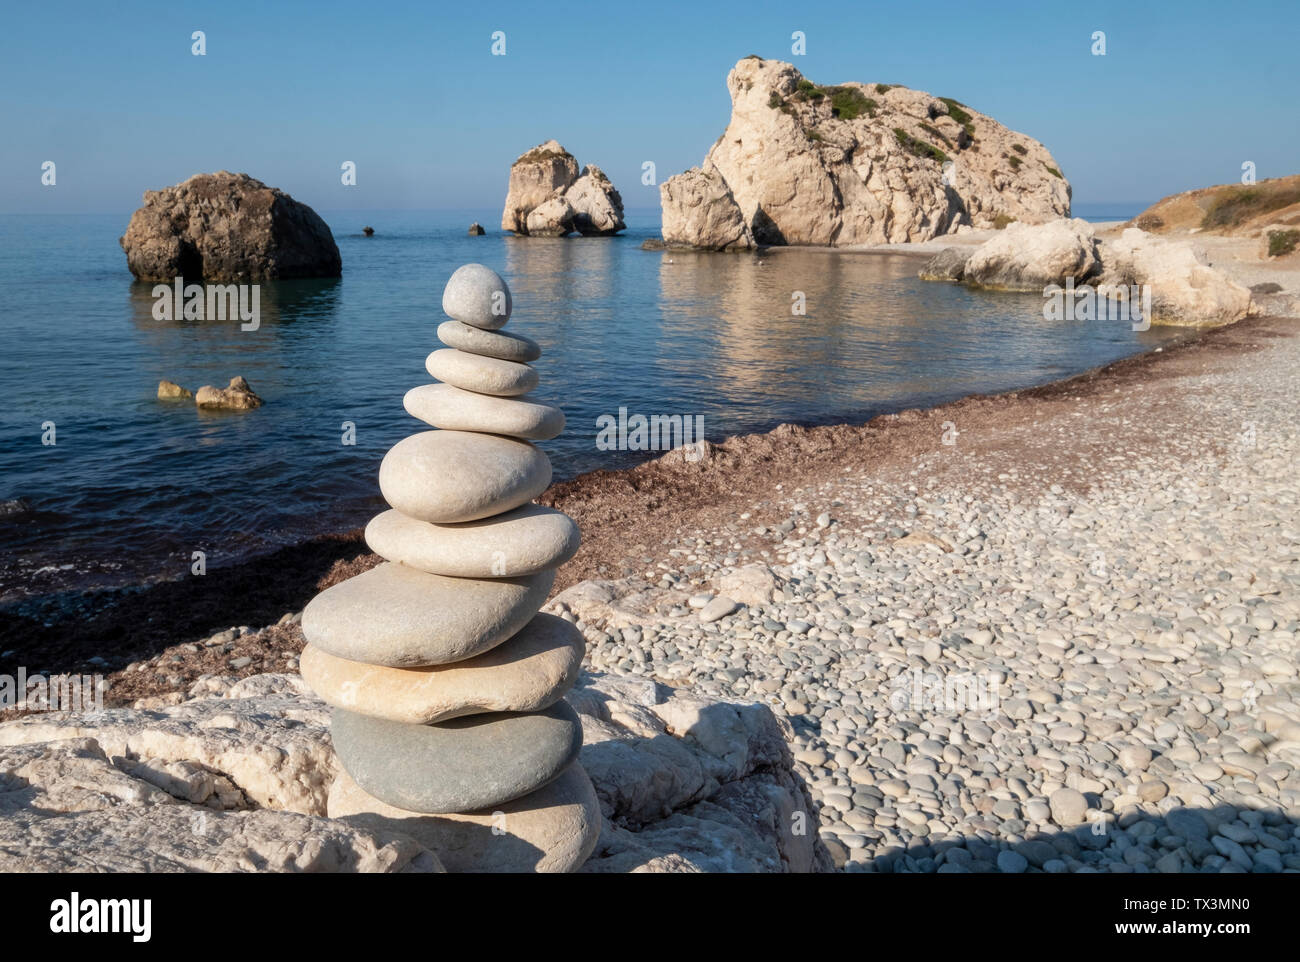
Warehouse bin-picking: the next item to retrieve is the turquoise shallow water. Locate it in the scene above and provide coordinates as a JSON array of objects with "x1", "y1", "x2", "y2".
[{"x1": 0, "y1": 207, "x2": 1178, "y2": 600}]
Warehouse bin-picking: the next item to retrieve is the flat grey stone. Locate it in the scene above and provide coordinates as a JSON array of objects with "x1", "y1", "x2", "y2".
[
  {"x1": 438, "y1": 320, "x2": 540, "y2": 362},
  {"x1": 302, "y1": 561, "x2": 553, "y2": 667},
  {"x1": 331, "y1": 700, "x2": 583, "y2": 813},
  {"x1": 442, "y1": 263, "x2": 511, "y2": 330}
]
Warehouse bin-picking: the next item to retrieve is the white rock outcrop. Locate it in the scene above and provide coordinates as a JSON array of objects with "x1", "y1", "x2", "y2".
[
  {"x1": 660, "y1": 57, "x2": 1070, "y2": 248},
  {"x1": 962, "y1": 218, "x2": 1102, "y2": 290},
  {"x1": 660, "y1": 167, "x2": 754, "y2": 251},
  {"x1": 501, "y1": 142, "x2": 625, "y2": 237},
  {"x1": 1099, "y1": 228, "x2": 1254, "y2": 325},
  {"x1": 919, "y1": 220, "x2": 1255, "y2": 325},
  {"x1": 0, "y1": 671, "x2": 828, "y2": 873}
]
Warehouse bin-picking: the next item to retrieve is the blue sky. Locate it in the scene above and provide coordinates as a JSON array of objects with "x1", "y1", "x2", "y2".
[{"x1": 1, "y1": 0, "x2": 1296, "y2": 214}]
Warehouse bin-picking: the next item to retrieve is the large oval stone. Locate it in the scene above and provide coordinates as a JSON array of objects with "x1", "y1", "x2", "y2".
[
  {"x1": 365, "y1": 505, "x2": 578, "y2": 577},
  {"x1": 442, "y1": 263, "x2": 511, "y2": 330},
  {"x1": 300, "y1": 613, "x2": 584, "y2": 723},
  {"x1": 438, "y1": 320, "x2": 540, "y2": 362},
  {"x1": 301, "y1": 561, "x2": 553, "y2": 666},
  {"x1": 426, "y1": 349, "x2": 537, "y2": 397},
  {"x1": 404, "y1": 384, "x2": 564, "y2": 441},
  {"x1": 378, "y1": 430, "x2": 551, "y2": 523},
  {"x1": 331, "y1": 700, "x2": 583, "y2": 813},
  {"x1": 328, "y1": 763, "x2": 600, "y2": 873}
]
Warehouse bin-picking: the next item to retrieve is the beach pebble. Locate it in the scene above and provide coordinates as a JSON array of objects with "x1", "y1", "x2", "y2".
[
  {"x1": 299, "y1": 613, "x2": 583, "y2": 723},
  {"x1": 426, "y1": 349, "x2": 538, "y2": 397},
  {"x1": 379, "y1": 430, "x2": 551, "y2": 523},
  {"x1": 437, "y1": 319, "x2": 540, "y2": 362},
  {"x1": 365, "y1": 504, "x2": 579, "y2": 578},
  {"x1": 442, "y1": 263, "x2": 512, "y2": 330},
  {"x1": 1049, "y1": 788, "x2": 1088, "y2": 826},
  {"x1": 328, "y1": 762, "x2": 599, "y2": 873},
  {"x1": 404, "y1": 383, "x2": 564, "y2": 441},
  {"x1": 330, "y1": 699, "x2": 582, "y2": 813},
  {"x1": 302, "y1": 561, "x2": 553, "y2": 666}
]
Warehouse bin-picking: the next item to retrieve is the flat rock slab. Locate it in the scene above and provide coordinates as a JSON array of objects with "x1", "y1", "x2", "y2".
[
  {"x1": 329, "y1": 762, "x2": 600, "y2": 872},
  {"x1": 331, "y1": 700, "x2": 583, "y2": 814},
  {"x1": 442, "y1": 263, "x2": 511, "y2": 330},
  {"x1": 438, "y1": 320, "x2": 540, "y2": 362},
  {"x1": 426, "y1": 348, "x2": 538, "y2": 397},
  {"x1": 301, "y1": 561, "x2": 553, "y2": 667},
  {"x1": 404, "y1": 383, "x2": 565, "y2": 441},
  {"x1": 300, "y1": 613, "x2": 584, "y2": 723},
  {"x1": 0, "y1": 739, "x2": 441, "y2": 872},
  {"x1": 365, "y1": 504, "x2": 579, "y2": 577},
  {"x1": 379, "y1": 430, "x2": 551, "y2": 523},
  {"x1": 0, "y1": 671, "x2": 829, "y2": 873}
]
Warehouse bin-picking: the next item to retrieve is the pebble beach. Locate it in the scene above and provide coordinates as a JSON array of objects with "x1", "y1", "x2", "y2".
[{"x1": 550, "y1": 311, "x2": 1300, "y2": 872}]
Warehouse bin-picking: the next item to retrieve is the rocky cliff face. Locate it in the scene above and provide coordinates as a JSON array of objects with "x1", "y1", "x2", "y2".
[
  {"x1": 501, "y1": 142, "x2": 625, "y2": 237},
  {"x1": 120, "y1": 171, "x2": 341, "y2": 281},
  {"x1": 661, "y1": 58, "x2": 1071, "y2": 249}
]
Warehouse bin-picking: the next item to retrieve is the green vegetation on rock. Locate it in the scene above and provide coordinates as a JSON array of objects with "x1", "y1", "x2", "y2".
[
  {"x1": 992, "y1": 214, "x2": 1016, "y2": 230},
  {"x1": 1268, "y1": 229, "x2": 1300, "y2": 257},
  {"x1": 1203, "y1": 183, "x2": 1300, "y2": 230},
  {"x1": 893, "y1": 128, "x2": 948, "y2": 165},
  {"x1": 1046, "y1": 166, "x2": 1063, "y2": 179}
]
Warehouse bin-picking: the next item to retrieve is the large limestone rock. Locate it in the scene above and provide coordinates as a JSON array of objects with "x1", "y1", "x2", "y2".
[
  {"x1": 501, "y1": 142, "x2": 625, "y2": 237},
  {"x1": 924, "y1": 220, "x2": 1254, "y2": 325},
  {"x1": 660, "y1": 167, "x2": 754, "y2": 251},
  {"x1": 501, "y1": 141, "x2": 579, "y2": 234},
  {"x1": 1099, "y1": 228, "x2": 1253, "y2": 325},
  {"x1": 660, "y1": 57, "x2": 1070, "y2": 248},
  {"x1": 567, "y1": 165, "x2": 626, "y2": 236},
  {"x1": 119, "y1": 171, "x2": 341, "y2": 281},
  {"x1": 0, "y1": 672, "x2": 829, "y2": 873},
  {"x1": 962, "y1": 218, "x2": 1101, "y2": 290}
]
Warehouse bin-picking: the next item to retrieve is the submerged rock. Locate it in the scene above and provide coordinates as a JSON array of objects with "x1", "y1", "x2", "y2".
[
  {"x1": 120, "y1": 171, "x2": 341, "y2": 282},
  {"x1": 194, "y1": 375, "x2": 262, "y2": 411},
  {"x1": 918, "y1": 246, "x2": 972, "y2": 282},
  {"x1": 157, "y1": 379, "x2": 193, "y2": 400}
]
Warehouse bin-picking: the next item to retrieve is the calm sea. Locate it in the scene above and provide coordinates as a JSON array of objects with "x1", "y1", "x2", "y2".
[{"x1": 0, "y1": 205, "x2": 1174, "y2": 602}]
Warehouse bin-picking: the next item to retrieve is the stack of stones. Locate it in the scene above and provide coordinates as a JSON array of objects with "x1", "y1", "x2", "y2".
[{"x1": 300, "y1": 263, "x2": 600, "y2": 873}]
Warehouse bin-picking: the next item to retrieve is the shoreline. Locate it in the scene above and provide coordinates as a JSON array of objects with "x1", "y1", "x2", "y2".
[{"x1": 2, "y1": 310, "x2": 1291, "y2": 710}]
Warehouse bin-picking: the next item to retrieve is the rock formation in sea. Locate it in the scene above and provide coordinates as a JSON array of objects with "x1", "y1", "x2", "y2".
[
  {"x1": 194, "y1": 375, "x2": 263, "y2": 410},
  {"x1": 297, "y1": 263, "x2": 602, "y2": 871},
  {"x1": 119, "y1": 171, "x2": 342, "y2": 282},
  {"x1": 659, "y1": 57, "x2": 1071, "y2": 249},
  {"x1": 502, "y1": 141, "x2": 625, "y2": 237}
]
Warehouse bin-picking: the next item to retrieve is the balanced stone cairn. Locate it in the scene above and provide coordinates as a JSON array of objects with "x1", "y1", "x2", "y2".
[{"x1": 300, "y1": 263, "x2": 600, "y2": 872}]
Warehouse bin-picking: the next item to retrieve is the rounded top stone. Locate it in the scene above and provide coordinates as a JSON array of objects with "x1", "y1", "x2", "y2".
[{"x1": 442, "y1": 263, "x2": 512, "y2": 330}]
